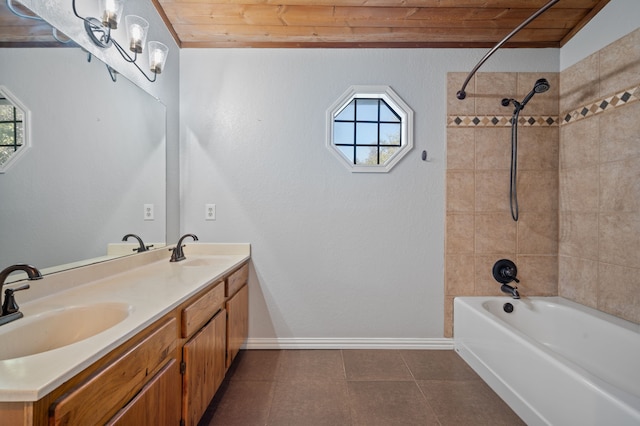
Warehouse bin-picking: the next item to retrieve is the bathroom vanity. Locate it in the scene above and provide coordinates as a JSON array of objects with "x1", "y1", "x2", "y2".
[{"x1": 0, "y1": 244, "x2": 250, "y2": 426}]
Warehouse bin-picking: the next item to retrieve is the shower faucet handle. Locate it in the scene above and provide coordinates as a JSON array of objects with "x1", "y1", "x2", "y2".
[
  {"x1": 492, "y1": 259, "x2": 519, "y2": 284},
  {"x1": 503, "y1": 266, "x2": 520, "y2": 283}
]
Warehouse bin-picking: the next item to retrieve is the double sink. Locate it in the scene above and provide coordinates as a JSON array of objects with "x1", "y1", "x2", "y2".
[{"x1": 0, "y1": 244, "x2": 250, "y2": 402}]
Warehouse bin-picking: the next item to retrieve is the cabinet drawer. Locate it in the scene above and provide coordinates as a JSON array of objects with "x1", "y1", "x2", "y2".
[
  {"x1": 50, "y1": 318, "x2": 177, "y2": 426},
  {"x1": 226, "y1": 263, "x2": 248, "y2": 297},
  {"x1": 182, "y1": 281, "x2": 224, "y2": 338}
]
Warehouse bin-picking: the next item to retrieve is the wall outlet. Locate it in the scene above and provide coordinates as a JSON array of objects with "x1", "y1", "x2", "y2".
[
  {"x1": 205, "y1": 204, "x2": 216, "y2": 221},
  {"x1": 144, "y1": 204, "x2": 154, "y2": 221}
]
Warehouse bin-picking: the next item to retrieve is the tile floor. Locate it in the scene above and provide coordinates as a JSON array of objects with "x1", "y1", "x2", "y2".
[{"x1": 199, "y1": 349, "x2": 524, "y2": 425}]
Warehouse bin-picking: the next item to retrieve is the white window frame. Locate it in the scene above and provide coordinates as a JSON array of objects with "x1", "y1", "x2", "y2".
[
  {"x1": 326, "y1": 85, "x2": 413, "y2": 173},
  {"x1": 0, "y1": 86, "x2": 31, "y2": 174}
]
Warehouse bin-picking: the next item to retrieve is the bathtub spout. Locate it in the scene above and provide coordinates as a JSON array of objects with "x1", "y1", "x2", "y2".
[{"x1": 501, "y1": 284, "x2": 520, "y2": 299}]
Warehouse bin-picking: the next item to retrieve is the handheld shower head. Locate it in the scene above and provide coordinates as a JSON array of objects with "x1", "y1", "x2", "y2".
[
  {"x1": 520, "y1": 77, "x2": 550, "y2": 109},
  {"x1": 533, "y1": 78, "x2": 550, "y2": 93}
]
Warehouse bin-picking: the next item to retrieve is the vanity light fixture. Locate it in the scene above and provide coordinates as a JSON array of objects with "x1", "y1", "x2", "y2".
[{"x1": 72, "y1": 0, "x2": 168, "y2": 82}]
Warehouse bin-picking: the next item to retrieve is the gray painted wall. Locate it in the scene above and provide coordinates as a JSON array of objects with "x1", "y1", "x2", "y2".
[
  {"x1": 560, "y1": 0, "x2": 639, "y2": 70},
  {"x1": 179, "y1": 48, "x2": 558, "y2": 342}
]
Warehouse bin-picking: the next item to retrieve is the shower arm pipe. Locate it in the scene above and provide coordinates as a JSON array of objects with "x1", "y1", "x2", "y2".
[{"x1": 456, "y1": 0, "x2": 560, "y2": 100}]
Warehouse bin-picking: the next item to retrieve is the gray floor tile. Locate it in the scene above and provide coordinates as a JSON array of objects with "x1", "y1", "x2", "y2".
[
  {"x1": 268, "y1": 380, "x2": 351, "y2": 426},
  {"x1": 401, "y1": 349, "x2": 481, "y2": 381},
  {"x1": 347, "y1": 381, "x2": 440, "y2": 426},
  {"x1": 275, "y1": 349, "x2": 346, "y2": 382},
  {"x1": 228, "y1": 349, "x2": 283, "y2": 381},
  {"x1": 199, "y1": 379, "x2": 275, "y2": 426},
  {"x1": 417, "y1": 379, "x2": 526, "y2": 426},
  {"x1": 343, "y1": 349, "x2": 413, "y2": 381}
]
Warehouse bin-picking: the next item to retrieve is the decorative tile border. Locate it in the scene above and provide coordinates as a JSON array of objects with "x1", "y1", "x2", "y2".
[
  {"x1": 447, "y1": 115, "x2": 558, "y2": 127},
  {"x1": 561, "y1": 84, "x2": 639, "y2": 125},
  {"x1": 446, "y1": 84, "x2": 640, "y2": 128}
]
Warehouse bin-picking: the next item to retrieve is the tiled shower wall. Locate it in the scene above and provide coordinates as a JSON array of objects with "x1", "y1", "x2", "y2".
[
  {"x1": 445, "y1": 28, "x2": 640, "y2": 336},
  {"x1": 445, "y1": 72, "x2": 560, "y2": 336},
  {"x1": 558, "y1": 28, "x2": 640, "y2": 324}
]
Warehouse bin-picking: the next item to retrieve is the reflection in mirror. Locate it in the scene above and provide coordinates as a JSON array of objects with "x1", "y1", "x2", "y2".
[
  {"x1": 0, "y1": 47, "x2": 166, "y2": 277},
  {"x1": 0, "y1": 86, "x2": 29, "y2": 172}
]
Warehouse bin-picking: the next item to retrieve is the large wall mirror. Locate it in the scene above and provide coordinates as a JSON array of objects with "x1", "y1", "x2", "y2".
[{"x1": 0, "y1": 45, "x2": 166, "y2": 276}]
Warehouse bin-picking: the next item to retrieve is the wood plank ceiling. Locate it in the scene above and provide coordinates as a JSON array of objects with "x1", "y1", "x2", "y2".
[
  {"x1": 154, "y1": 0, "x2": 611, "y2": 48},
  {"x1": 1, "y1": 0, "x2": 611, "y2": 48}
]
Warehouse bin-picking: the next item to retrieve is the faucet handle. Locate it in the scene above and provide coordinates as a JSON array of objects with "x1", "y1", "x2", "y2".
[
  {"x1": 492, "y1": 259, "x2": 519, "y2": 284},
  {"x1": 2, "y1": 284, "x2": 30, "y2": 316}
]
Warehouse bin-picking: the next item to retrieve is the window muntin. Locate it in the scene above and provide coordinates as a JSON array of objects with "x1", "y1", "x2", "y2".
[{"x1": 327, "y1": 86, "x2": 413, "y2": 173}]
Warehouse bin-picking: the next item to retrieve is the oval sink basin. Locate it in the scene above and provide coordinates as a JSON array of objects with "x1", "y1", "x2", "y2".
[{"x1": 0, "y1": 302, "x2": 132, "y2": 361}]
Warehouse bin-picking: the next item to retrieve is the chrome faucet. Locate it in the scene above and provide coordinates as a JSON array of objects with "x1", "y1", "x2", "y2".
[
  {"x1": 0, "y1": 264, "x2": 42, "y2": 325},
  {"x1": 492, "y1": 259, "x2": 521, "y2": 299},
  {"x1": 122, "y1": 233, "x2": 152, "y2": 252},
  {"x1": 170, "y1": 234, "x2": 198, "y2": 262}
]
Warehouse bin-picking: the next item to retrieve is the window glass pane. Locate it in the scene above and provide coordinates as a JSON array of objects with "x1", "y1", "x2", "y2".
[
  {"x1": 335, "y1": 100, "x2": 355, "y2": 121},
  {"x1": 356, "y1": 99, "x2": 378, "y2": 121},
  {"x1": 15, "y1": 109, "x2": 23, "y2": 121},
  {"x1": 334, "y1": 122, "x2": 354, "y2": 145},
  {"x1": 355, "y1": 146, "x2": 378, "y2": 165},
  {"x1": 0, "y1": 105, "x2": 11, "y2": 121},
  {"x1": 379, "y1": 123, "x2": 401, "y2": 146},
  {"x1": 379, "y1": 146, "x2": 400, "y2": 164},
  {"x1": 0, "y1": 123, "x2": 12, "y2": 143},
  {"x1": 337, "y1": 145, "x2": 354, "y2": 163},
  {"x1": 16, "y1": 124, "x2": 23, "y2": 144},
  {"x1": 355, "y1": 122, "x2": 377, "y2": 145},
  {"x1": 0, "y1": 147, "x2": 12, "y2": 167},
  {"x1": 380, "y1": 101, "x2": 400, "y2": 122}
]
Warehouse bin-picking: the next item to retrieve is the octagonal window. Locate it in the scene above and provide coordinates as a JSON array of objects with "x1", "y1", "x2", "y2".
[
  {"x1": 327, "y1": 86, "x2": 413, "y2": 173},
  {"x1": 0, "y1": 86, "x2": 30, "y2": 173}
]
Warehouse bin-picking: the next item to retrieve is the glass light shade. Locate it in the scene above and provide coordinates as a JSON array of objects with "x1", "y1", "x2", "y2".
[
  {"x1": 125, "y1": 15, "x2": 149, "y2": 54},
  {"x1": 148, "y1": 41, "x2": 168, "y2": 74},
  {"x1": 100, "y1": 0, "x2": 124, "y2": 29}
]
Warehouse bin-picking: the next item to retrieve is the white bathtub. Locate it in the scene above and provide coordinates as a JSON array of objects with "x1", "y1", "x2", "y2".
[{"x1": 454, "y1": 296, "x2": 640, "y2": 426}]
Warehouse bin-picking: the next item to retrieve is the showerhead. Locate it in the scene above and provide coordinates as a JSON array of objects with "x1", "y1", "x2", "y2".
[
  {"x1": 533, "y1": 78, "x2": 550, "y2": 93},
  {"x1": 519, "y1": 77, "x2": 550, "y2": 109}
]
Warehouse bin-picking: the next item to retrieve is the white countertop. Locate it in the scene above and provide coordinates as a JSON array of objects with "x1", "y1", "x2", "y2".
[{"x1": 0, "y1": 243, "x2": 250, "y2": 402}]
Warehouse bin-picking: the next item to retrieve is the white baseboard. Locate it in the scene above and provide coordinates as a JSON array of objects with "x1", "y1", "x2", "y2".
[{"x1": 244, "y1": 337, "x2": 454, "y2": 350}]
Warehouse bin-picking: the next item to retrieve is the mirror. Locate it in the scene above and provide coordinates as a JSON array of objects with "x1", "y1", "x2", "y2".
[{"x1": 0, "y1": 47, "x2": 166, "y2": 275}]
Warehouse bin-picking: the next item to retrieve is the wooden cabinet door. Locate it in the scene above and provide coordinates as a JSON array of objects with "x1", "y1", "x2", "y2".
[
  {"x1": 226, "y1": 284, "x2": 248, "y2": 368},
  {"x1": 182, "y1": 309, "x2": 226, "y2": 426},
  {"x1": 50, "y1": 318, "x2": 177, "y2": 426},
  {"x1": 107, "y1": 359, "x2": 181, "y2": 426}
]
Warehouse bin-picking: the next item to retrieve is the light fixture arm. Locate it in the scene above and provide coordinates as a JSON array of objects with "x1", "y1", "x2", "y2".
[
  {"x1": 456, "y1": 0, "x2": 559, "y2": 100},
  {"x1": 112, "y1": 40, "x2": 158, "y2": 82}
]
